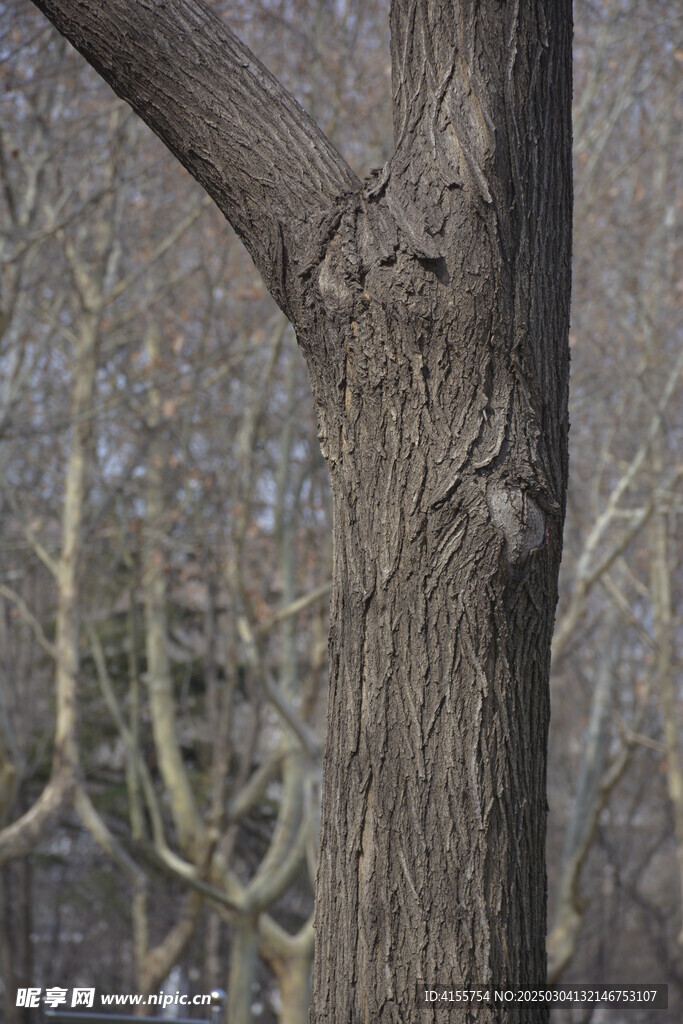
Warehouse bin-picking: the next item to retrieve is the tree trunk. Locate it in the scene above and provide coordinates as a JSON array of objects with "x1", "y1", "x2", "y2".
[
  {"x1": 306, "y1": 5, "x2": 572, "y2": 1019},
  {"x1": 0, "y1": 873, "x2": 19, "y2": 1024},
  {"x1": 142, "y1": 324, "x2": 202, "y2": 857},
  {"x1": 547, "y1": 609, "x2": 621, "y2": 980},
  {"x1": 26, "y1": 2, "x2": 572, "y2": 1021},
  {"x1": 277, "y1": 953, "x2": 311, "y2": 1024},
  {"x1": 227, "y1": 916, "x2": 259, "y2": 1024}
]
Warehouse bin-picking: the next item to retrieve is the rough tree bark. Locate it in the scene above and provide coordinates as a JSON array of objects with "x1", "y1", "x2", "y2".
[{"x1": 27, "y1": 2, "x2": 572, "y2": 1021}]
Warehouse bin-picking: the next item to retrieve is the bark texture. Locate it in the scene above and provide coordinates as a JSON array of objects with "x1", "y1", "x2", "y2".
[
  {"x1": 307, "y1": 5, "x2": 572, "y2": 1020},
  {"x1": 27, "y1": 2, "x2": 572, "y2": 1021}
]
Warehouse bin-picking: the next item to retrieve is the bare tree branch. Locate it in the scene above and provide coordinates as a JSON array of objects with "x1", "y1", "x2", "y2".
[{"x1": 29, "y1": 0, "x2": 360, "y2": 322}]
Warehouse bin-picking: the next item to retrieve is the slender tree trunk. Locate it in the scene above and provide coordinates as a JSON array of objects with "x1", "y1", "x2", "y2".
[
  {"x1": 277, "y1": 954, "x2": 311, "y2": 1024},
  {"x1": 26, "y1": 2, "x2": 573, "y2": 1021},
  {"x1": 227, "y1": 916, "x2": 259, "y2": 1024},
  {"x1": 142, "y1": 325, "x2": 202, "y2": 857},
  {"x1": 53, "y1": 309, "x2": 98, "y2": 773},
  {"x1": 260, "y1": 919, "x2": 314, "y2": 1024},
  {"x1": 650, "y1": 459, "x2": 683, "y2": 943},
  {"x1": 547, "y1": 609, "x2": 620, "y2": 980},
  {"x1": 0, "y1": 873, "x2": 19, "y2": 1024}
]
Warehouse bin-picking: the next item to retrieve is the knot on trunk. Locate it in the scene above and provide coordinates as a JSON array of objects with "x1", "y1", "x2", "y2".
[
  {"x1": 486, "y1": 485, "x2": 546, "y2": 564},
  {"x1": 318, "y1": 247, "x2": 354, "y2": 312}
]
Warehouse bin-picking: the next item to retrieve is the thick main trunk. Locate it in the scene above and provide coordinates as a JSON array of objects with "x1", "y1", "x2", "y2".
[
  {"x1": 315, "y1": 478, "x2": 553, "y2": 1022},
  {"x1": 311, "y1": 279, "x2": 563, "y2": 1022},
  {"x1": 308, "y1": 4, "x2": 572, "y2": 1021}
]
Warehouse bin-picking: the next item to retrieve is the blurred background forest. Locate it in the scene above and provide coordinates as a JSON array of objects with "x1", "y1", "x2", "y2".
[{"x1": 0, "y1": 0, "x2": 681, "y2": 1022}]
